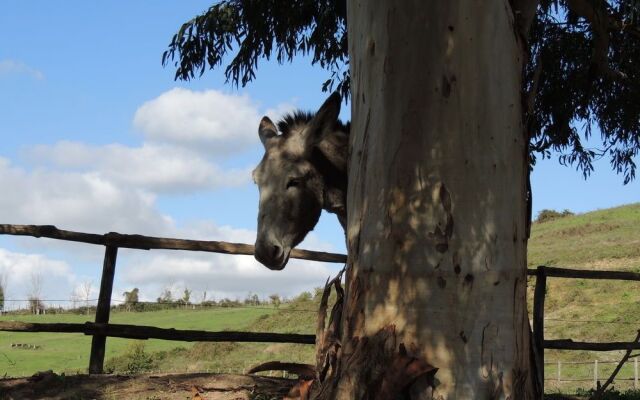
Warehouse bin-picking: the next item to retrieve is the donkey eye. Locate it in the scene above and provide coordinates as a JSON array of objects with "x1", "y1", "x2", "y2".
[{"x1": 286, "y1": 178, "x2": 302, "y2": 189}]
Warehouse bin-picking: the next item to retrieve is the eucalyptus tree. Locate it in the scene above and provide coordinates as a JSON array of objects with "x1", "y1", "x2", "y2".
[{"x1": 164, "y1": 1, "x2": 640, "y2": 398}]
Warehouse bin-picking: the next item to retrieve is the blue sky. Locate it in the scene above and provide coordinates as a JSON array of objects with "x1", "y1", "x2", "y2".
[{"x1": 0, "y1": 3, "x2": 636, "y2": 307}]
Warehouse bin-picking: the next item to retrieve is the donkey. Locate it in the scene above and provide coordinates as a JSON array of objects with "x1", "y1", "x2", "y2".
[{"x1": 252, "y1": 92, "x2": 349, "y2": 270}]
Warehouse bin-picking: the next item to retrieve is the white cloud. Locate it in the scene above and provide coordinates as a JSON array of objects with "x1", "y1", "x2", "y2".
[
  {"x1": 27, "y1": 141, "x2": 251, "y2": 194},
  {"x1": 0, "y1": 249, "x2": 73, "y2": 300},
  {"x1": 0, "y1": 157, "x2": 171, "y2": 235},
  {"x1": 133, "y1": 88, "x2": 260, "y2": 155},
  {"x1": 0, "y1": 59, "x2": 44, "y2": 80}
]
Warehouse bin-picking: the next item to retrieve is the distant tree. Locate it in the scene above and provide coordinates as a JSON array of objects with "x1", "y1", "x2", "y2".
[
  {"x1": 69, "y1": 289, "x2": 80, "y2": 311},
  {"x1": 157, "y1": 287, "x2": 173, "y2": 305},
  {"x1": 0, "y1": 284, "x2": 4, "y2": 313},
  {"x1": 200, "y1": 289, "x2": 208, "y2": 303},
  {"x1": 80, "y1": 280, "x2": 93, "y2": 315},
  {"x1": 0, "y1": 269, "x2": 7, "y2": 312},
  {"x1": 181, "y1": 288, "x2": 192, "y2": 307},
  {"x1": 123, "y1": 288, "x2": 140, "y2": 311},
  {"x1": 28, "y1": 272, "x2": 43, "y2": 315},
  {"x1": 244, "y1": 292, "x2": 260, "y2": 306},
  {"x1": 268, "y1": 293, "x2": 281, "y2": 309}
]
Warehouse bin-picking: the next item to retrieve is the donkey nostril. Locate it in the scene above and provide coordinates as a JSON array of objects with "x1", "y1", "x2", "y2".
[{"x1": 271, "y1": 245, "x2": 283, "y2": 260}]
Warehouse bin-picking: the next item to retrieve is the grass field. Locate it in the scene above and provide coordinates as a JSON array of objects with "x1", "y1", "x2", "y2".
[
  {"x1": 1, "y1": 203, "x2": 640, "y2": 395},
  {"x1": 0, "y1": 306, "x2": 277, "y2": 376}
]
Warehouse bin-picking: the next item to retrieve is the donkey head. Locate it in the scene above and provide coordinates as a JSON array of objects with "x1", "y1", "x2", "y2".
[{"x1": 252, "y1": 93, "x2": 342, "y2": 270}]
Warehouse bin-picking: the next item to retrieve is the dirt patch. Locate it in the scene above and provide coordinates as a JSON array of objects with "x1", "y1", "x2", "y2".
[{"x1": 0, "y1": 370, "x2": 294, "y2": 400}]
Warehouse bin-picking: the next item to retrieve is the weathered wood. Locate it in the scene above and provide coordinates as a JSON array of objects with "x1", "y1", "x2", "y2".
[
  {"x1": 532, "y1": 266, "x2": 546, "y2": 393},
  {"x1": 0, "y1": 224, "x2": 347, "y2": 264},
  {"x1": 593, "y1": 330, "x2": 640, "y2": 398},
  {"x1": 0, "y1": 321, "x2": 316, "y2": 344},
  {"x1": 545, "y1": 339, "x2": 640, "y2": 351},
  {"x1": 527, "y1": 266, "x2": 640, "y2": 281},
  {"x1": 89, "y1": 245, "x2": 118, "y2": 374}
]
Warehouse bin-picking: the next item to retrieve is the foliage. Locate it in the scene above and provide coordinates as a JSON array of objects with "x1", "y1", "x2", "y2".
[
  {"x1": 181, "y1": 288, "x2": 191, "y2": 305},
  {"x1": 162, "y1": 0, "x2": 349, "y2": 98},
  {"x1": 27, "y1": 297, "x2": 45, "y2": 315},
  {"x1": 104, "y1": 341, "x2": 157, "y2": 374},
  {"x1": 268, "y1": 294, "x2": 280, "y2": 308},
  {"x1": 164, "y1": 0, "x2": 640, "y2": 183},
  {"x1": 294, "y1": 291, "x2": 312, "y2": 302},
  {"x1": 123, "y1": 288, "x2": 139, "y2": 307},
  {"x1": 0, "y1": 284, "x2": 4, "y2": 312},
  {"x1": 536, "y1": 208, "x2": 575, "y2": 223},
  {"x1": 527, "y1": 1, "x2": 640, "y2": 183},
  {"x1": 157, "y1": 288, "x2": 173, "y2": 304}
]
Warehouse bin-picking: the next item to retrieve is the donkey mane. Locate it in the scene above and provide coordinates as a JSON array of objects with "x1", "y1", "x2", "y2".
[{"x1": 277, "y1": 110, "x2": 350, "y2": 139}]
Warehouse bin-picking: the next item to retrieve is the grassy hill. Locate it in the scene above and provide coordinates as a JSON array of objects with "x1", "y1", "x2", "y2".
[
  {"x1": 2, "y1": 203, "x2": 639, "y2": 394},
  {"x1": 526, "y1": 203, "x2": 640, "y2": 392}
]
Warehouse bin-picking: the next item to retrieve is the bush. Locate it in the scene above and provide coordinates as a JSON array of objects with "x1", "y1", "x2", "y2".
[
  {"x1": 188, "y1": 342, "x2": 238, "y2": 361},
  {"x1": 536, "y1": 208, "x2": 574, "y2": 223},
  {"x1": 104, "y1": 341, "x2": 157, "y2": 374}
]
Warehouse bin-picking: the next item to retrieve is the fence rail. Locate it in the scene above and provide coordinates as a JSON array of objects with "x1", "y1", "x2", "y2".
[
  {"x1": 0, "y1": 321, "x2": 315, "y2": 344},
  {"x1": 0, "y1": 224, "x2": 348, "y2": 263}
]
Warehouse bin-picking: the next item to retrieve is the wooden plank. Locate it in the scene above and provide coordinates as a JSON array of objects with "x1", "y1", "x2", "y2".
[
  {"x1": 0, "y1": 321, "x2": 316, "y2": 344},
  {"x1": 527, "y1": 266, "x2": 640, "y2": 281},
  {"x1": 545, "y1": 340, "x2": 640, "y2": 351},
  {"x1": 532, "y1": 266, "x2": 546, "y2": 393},
  {"x1": 89, "y1": 246, "x2": 118, "y2": 374},
  {"x1": 0, "y1": 224, "x2": 347, "y2": 264}
]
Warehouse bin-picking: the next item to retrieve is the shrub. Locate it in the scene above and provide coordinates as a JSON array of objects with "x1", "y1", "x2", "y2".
[
  {"x1": 104, "y1": 341, "x2": 157, "y2": 374},
  {"x1": 536, "y1": 209, "x2": 574, "y2": 223}
]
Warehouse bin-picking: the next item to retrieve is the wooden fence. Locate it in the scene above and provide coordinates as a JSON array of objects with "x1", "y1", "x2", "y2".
[
  {"x1": 0, "y1": 224, "x2": 346, "y2": 374},
  {"x1": 545, "y1": 359, "x2": 640, "y2": 389},
  {"x1": 1, "y1": 224, "x2": 639, "y2": 389},
  {"x1": 529, "y1": 265, "x2": 640, "y2": 391}
]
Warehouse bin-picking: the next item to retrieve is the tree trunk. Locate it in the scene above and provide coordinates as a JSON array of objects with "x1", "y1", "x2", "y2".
[{"x1": 317, "y1": 1, "x2": 535, "y2": 398}]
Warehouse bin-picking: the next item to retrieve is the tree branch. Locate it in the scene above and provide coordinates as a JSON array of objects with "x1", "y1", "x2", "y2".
[{"x1": 566, "y1": 0, "x2": 629, "y2": 81}]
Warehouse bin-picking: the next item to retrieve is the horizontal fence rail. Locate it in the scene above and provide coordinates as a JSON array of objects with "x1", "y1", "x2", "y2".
[
  {"x1": 0, "y1": 224, "x2": 348, "y2": 264},
  {"x1": 0, "y1": 321, "x2": 315, "y2": 344},
  {"x1": 527, "y1": 266, "x2": 640, "y2": 281}
]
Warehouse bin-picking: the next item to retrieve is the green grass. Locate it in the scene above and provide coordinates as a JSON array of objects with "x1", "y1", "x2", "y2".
[{"x1": 529, "y1": 203, "x2": 640, "y2": 268}]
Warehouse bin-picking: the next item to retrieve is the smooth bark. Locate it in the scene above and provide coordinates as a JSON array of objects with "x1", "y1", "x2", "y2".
[{"x1": 319, "y1": 1, "x2": 535, "y2": 398}]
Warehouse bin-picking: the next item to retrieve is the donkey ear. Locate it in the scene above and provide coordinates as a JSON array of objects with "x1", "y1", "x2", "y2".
[
  {"x1": 258, "y1": 116, "x2": 278, "y2": 148},
  {"x1": 305, "y1": 92, "x2": 341, "y2": 146}
]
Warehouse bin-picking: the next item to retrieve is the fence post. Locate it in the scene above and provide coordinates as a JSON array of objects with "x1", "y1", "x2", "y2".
[
  {"x1": 557, "y1": 360, "x2": 561, "y2": 385},
  {"x1": 594, "y1": 359, "x2": 598, "y2": 389},
  {"x1": 635, "y1": 358, "x2": 638, "y2": 389},
  {"x1": 89, "y1": 245, "x2": 118, "y2": 374},
  {"x1": 533, "y1": 266, "x2": 547, "y2": 392}
]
